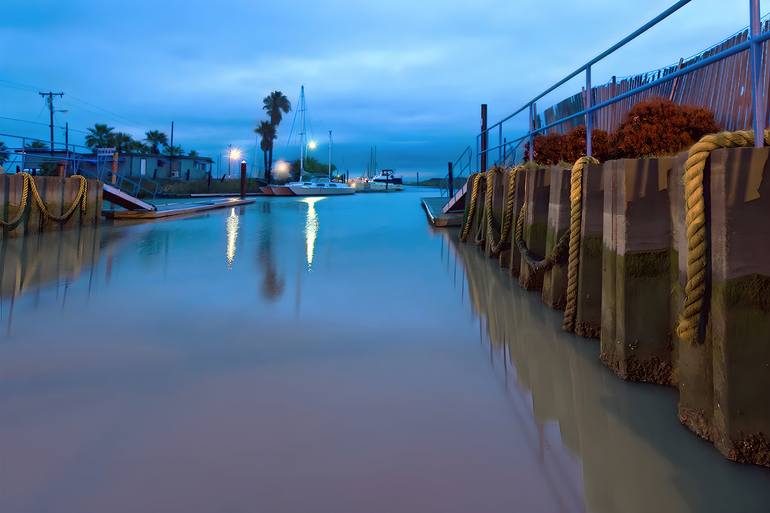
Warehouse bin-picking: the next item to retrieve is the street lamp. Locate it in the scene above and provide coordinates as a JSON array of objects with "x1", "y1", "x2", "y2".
[
  {"x1": 227, "y1": 146, "x2": 241, "y2": 178},
  {"x1": 307, "y1": 140, "x2": 317, "y2": 151}
]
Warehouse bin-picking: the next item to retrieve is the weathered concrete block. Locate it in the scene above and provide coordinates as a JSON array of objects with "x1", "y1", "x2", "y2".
[
  {"x1": 518, "y1": 166, "x2": 550, "y2": 290},
  {"x1": 542, "y1": 166, "x2": 571, "y2": 309},
  {"x1": 708, "y1": 147, "x2": 770, "y2": 468},
  {"x1": 669, "y1": 152, "x2": 715, "y2": 441},
  {"x1": 600, "y1": 158, "x2": 674, "y2": 385},
  {"x1": 575, "y1": 162, "x2": 604, "y2": 338}
]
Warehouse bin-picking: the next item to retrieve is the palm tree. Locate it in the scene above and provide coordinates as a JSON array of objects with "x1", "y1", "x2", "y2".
[
  {"x1": 25, "y1": 140, "x2": 48, "y2": 149},
  {"x1": 162, "y1": 144, "x2": 183, "y2": 156},
  {"x1": 111, "y1": 132, "x2": 135, "y2": 153},
  {"x1": 144, "y1": 130, "x2": 168, "y2": 154},
  {"x1": 127, "y1": 140, "x2": 150, "y2": 154},
  {"x1": 85, "y1": 123, "x2": 115, "y2": 149},
  {"x1": 254, "y1": 120, "x2": 276, "y2": 183},
  {"x1": 262, "y1": 91, "x2": 291, "y2": 174},
  {"x1": 188, "y1": 150, "x2": 200, "y2": 158}
]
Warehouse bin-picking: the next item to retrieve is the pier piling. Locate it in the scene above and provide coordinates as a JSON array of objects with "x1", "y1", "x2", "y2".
[{"x1": 542, "y1": 166, "x2": 571, "y2": 309}]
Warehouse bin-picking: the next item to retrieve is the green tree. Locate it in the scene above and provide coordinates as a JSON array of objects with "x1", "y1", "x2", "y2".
[
  {"x1": 111, "y1": 132, "x2": 135, "y2": 153},
  {"x1": 163, "y1": 144, "x2": 183, "y2": 156},
  {"x1": 0, "y1": 141, "x2": 8, "y2": 166},
  {"x1": 254, "y1": 120, "x2": 276, "y2": 183},
  {"x1": 85, "y1": 123, "x2": 115, "y2": 149},
  {"x1": 262, "y1": 91, "x2": 291, "y2": 175},
  {"x1": 25, "y1": 140, "x2": 47, "y2": 149},
  {"x1": 144, "y1": 130, "x2": 168, "y2": 154},
  {"x1": 127, "y1": 140, "x2": 150, "y2": 154},
  {"x1": 188, "y1": 150, "x2": 199, "y2": 158}
]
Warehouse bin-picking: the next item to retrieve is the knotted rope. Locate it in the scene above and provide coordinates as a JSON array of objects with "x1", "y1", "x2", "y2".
[
  {"x1": 0, "y1": 173, "x2": 88, "y2": 230},
  {"x1": 677, "y1": 129, "x2": 770, "y2": 344},
  {"x1": 459, "y1": 173, "x2": 483, "y2": 242},
  {"x1": 487, "y1": 165, "x2": 524, "y2": 256},
  {"x1": 562, "y1": 156, "x2": 600, "y2": 332},
  {"x1": 513, "y1": 169, "x2": 570, "y2": 276}
]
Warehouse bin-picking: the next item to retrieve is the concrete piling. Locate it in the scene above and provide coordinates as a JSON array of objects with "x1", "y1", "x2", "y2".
[
  {"x1": 574, "y1": 161, "x2": 604, "y2": 338},
  {"x1": 542, "y1": 166, "x2": 571, "y2": 309},
  {"x1": 519, "y1": 166, "x2": 550, "y2": 290},
  {"x1": 708, "y1": 147, "x2": 770, "y2": 466},
  {"x1": 506, "y1": 167, "x2": 527, "y2": 276},
  {"x1": 600, "y1": 158, "x2": 674, "y2": 385}
]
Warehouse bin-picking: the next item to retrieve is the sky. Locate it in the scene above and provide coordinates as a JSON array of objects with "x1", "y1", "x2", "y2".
[{"x1": 0, "y1": 0, "x2": 758, "y2": 178}]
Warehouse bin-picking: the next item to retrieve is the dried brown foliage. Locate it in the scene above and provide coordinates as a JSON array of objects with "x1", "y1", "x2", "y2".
[{"x1": 612, "y1": 97, "x2": 720, "y2": 158}]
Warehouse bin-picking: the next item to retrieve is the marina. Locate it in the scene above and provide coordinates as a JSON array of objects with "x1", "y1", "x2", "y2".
[{"x1": 1, "y1": 0, "x2": 770, "y2": 511}]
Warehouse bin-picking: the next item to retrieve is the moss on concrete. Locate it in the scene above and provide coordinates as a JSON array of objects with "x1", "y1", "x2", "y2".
[{"x1": 624, "y1": 249, "x2": 670, "y2": 278}]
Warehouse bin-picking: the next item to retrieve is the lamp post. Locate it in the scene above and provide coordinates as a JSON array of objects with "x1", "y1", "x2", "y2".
[
  {"x1": 227, "y1": 146, "x2": 241, "y2": 178},
  {"x1": 240, "y1": 159, "x2": 247, "y2": 199}
]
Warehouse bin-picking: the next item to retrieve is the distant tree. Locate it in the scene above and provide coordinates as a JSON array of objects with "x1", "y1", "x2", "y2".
[
  {"x1": 25, "y1": 140, "x2": 48, "y2": 149},
  {"x1": 85, "y1": 123, "x2": 115, "y2": 149},
  {"x1": 290, "y1": 156, "x2": 336, "y2": 175},
  {"x1": 127, "y1": 140, "x2": 150, "y2": 154},
  {"x1": 144, "y1": 130, "x2": 169, "y2": 154},
  {"x1": 111, "y1": 132, "x2": 135, "y2": 153},
  {"x1": 262, "y1": 91, "x2": 291, "y2": 175},
  {"x1": 254, "y1": 120, "x2": 276, "y2": 183},
  {"x1": 162, "y1": 144, "x2": 183, "y2": 156},
  {"x1": 0, "y1": 141, "x2": 8, "y2": 165},
  {"x1": 188, "y1": 149, "x2": 199, "y2": 158}
]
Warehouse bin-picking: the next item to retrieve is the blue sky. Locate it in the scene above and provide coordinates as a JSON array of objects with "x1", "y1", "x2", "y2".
[{"x1": 0, "y1": 0, "x2": 757, "y2": 177}]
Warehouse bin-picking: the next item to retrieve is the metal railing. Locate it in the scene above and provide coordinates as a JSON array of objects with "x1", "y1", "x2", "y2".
[
  {"x1": 448, "y1": 0, "x2": 768, "y2": 185},
  {"x1": 441, "y1": 145, "x2": 473, "y2": 197}
]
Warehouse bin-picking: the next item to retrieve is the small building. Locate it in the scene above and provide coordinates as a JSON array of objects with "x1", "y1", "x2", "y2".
[{"x1": 15, "y1": 149, "x2": 214, "y2": 181}]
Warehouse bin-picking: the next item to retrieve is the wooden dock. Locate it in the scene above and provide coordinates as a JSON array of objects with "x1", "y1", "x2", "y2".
[
  {"x1": 421, "y1": 197, "x2": 463, "y2": 227},
  {"x1": 104, "y1": 198, "x2": 255, "y2": 220}
]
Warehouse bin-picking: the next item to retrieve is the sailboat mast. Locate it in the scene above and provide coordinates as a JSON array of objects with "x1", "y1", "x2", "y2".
[
  {"x1": 299, "y1": 85, "x2": 305, "y2": 180},
  {"x1": 328, "y1": 130, "x2": 332, "y2": 180}
]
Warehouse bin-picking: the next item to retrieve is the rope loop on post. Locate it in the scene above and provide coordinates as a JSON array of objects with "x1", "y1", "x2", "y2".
[
  {"x1": 677, "y1": 129, "x2": 770, "y2": 344},
  {"x1": 562, "y1": 155, "x2": 600, "y2": 332}
]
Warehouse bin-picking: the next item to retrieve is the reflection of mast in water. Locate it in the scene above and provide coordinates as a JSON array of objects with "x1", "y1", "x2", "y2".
[
  {"x1": 257, "y1": 202, "x2": 285, "y2": 302},
  {"x1": 302, "y1": 197, "x2": 323, "y2": 270},
  {"x1": 225, "y1": 207, "x2": 239, "y2": 269}
]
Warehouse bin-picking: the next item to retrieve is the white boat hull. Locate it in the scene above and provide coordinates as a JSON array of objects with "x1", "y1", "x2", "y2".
[{"x1": 287, "y1": 182, "x2": 355, "y2": 196}]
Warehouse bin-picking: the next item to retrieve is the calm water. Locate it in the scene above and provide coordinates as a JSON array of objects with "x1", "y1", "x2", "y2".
[{"x1": 1, "y1": 188, "x2": 769, "y2": 513}]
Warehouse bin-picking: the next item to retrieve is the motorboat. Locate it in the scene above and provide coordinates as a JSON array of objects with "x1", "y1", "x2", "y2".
[{"x1": 370, "y1": 169, "x2": 402, "y2": 185}]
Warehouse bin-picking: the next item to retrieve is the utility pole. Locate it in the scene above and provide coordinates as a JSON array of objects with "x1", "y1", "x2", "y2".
[{"x1": 39, "y1": 91, "x2": 64, "y2": 152}]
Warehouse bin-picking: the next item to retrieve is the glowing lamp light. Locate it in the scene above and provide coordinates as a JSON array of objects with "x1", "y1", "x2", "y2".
[
  {"x1": 307, "y1": 140, "x2": 318, "y2": 150},
  {"x1": 274, "y1": 160, "x2": 290, "y2": 174},
  {"x1": 229, "y1": 148, "x2": 242, "y2": 160}
]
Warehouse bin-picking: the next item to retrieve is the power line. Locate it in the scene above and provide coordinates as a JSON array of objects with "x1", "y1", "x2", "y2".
[{"x1": 39, "y1": 91, "x2": 64, "y2": 151}]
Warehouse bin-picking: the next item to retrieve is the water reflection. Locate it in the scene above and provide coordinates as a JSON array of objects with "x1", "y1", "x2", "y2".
[
  {"x1": 302, "y1": 197, "x2": 322, "y2": 270},
  {"x1": 442, "y1": 231, "x2": 770, "y2": 513},
  {"x1": 225, "y1": 207, "x2": 240, "y2": 269},
  {"x1": 257, "y1": 202, "x2": 285, "y2": 302}
]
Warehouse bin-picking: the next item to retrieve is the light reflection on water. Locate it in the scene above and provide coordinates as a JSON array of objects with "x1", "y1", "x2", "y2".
[
  {"x1": 302, "y1": 197, "x2": 323, "y2": 270},
  {"x1": 0, "y1": 189, "x2": 768, "y2": 513},
  {"x1": 225, "y1": 207, "x2": 239, "y2": 269}
]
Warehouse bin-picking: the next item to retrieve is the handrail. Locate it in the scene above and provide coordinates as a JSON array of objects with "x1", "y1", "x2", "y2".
[
  {"x1": 455, "y1": 0, "x2": 768, "y2": 173},
  {"x1": 488, "y1": 0, "x2": 693, "y2": 132}
]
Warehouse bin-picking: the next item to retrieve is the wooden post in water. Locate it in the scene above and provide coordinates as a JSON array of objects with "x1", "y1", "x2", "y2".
[
  {"x1": 480, "y1": 104, "x2": 488, "y2": 173},
  {"x1": 111, "y1": 152, "x2": 118, "y2": 185},
  {"x1": 239, "y1": 160, "x2": 247, "y2": 199},
  {"x1": 447, "y1": 162, "x2": 454, "y2": 198}
]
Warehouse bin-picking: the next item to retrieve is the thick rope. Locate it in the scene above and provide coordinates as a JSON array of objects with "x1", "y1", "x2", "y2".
[
  {"x1": 459, "y1": 173, "x2": 483, "y2": 242},
  {"x1": 488, "y1": 165, "x2": 524, "y2": 256},
  {"x1": 482, "y1": 166, "x2": 503, "y2": 250},
  {"x1": 1, "y1": 173, "x2": 88, "y2": 230},
  {"x1": 562, "y1": 156, "x2": 600, "y2": 332},
  {"x1": 677, "y1": 129, "x2": 770, "y2": 344},
  {"x1": 513, "y1": 170, "x2": 570, "y2": 275},
  {"x1": 0, "y1": 174, "x2": 30, "y2": 229}
]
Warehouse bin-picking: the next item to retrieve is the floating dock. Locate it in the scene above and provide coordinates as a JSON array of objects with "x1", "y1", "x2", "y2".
[
  {"x1": 421, "y1": 197, "x2": 463, "y2": 227},
  {"x1": 104, "y1": 198, "x2": 255, "y2": 220}
]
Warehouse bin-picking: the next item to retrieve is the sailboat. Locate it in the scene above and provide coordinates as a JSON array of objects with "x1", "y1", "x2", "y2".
[{"x1": 287, "y1": 128, "x2": 354, "y2": 196}]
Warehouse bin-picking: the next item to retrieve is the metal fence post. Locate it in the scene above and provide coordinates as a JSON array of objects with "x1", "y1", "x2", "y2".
[
  {"x1": 528, "y1": 103, "x2": 535, "y2": 162},
  {"x1": 750, "y1": 0, "x2": 765, "y2": 148},
  {"x1": 585, "y1": 64, "x2": 593, "y2": 157},
  {"x1": 447, "y1": 161, "x2": 454, "y2": 198},
  {"x1": 498, "y1": 124, "x2": 503, "y2": 164},
  {"x1": 480, "y1": 104, "x2": 488, "y2": 172}
]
